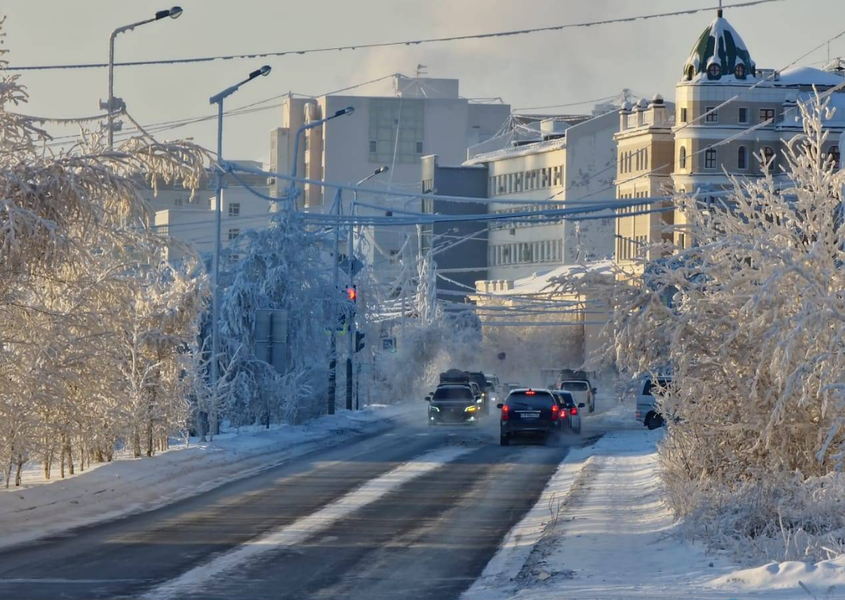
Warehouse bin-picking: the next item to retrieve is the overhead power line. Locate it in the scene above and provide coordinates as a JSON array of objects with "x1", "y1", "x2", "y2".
[{"x1": 7, "y1": 1, "x2": 787, "y2": 72}]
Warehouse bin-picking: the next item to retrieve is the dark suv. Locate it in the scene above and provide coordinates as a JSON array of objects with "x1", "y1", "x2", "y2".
[
  {"x1": 498, "y1": 389, "x2": 561, "y2": 445},
  {"x1": 427, "y1": 385, "x2": 481, "y2": 425}
]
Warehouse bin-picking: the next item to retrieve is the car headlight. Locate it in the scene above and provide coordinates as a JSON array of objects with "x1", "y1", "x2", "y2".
[
  {"x1": 476, "y1": 398, "x2": 483, "y2": 404},
  {"x1": 465, "y1": 405, "x2": 478, "y2": 413},
  {"x1": 429, "y1": 405, "x2": 440, "y2": 412}
]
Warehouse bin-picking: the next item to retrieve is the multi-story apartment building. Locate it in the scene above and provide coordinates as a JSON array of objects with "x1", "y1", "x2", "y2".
[
  {"x1": 614, "y1": 8, "x2": 845, "y2": 263},
  {"x1": 465, "y1": 110, "x2": 619, "y2": 280},
  {"x1": 150, "y1": 162, "x2": 270, "y2": 263},
  {"x1": 613, "y1": 96, "x2": 676, "y2": 273},
  {"x1": 267, "y1": 76, "x2": 511, "y2": 275}
]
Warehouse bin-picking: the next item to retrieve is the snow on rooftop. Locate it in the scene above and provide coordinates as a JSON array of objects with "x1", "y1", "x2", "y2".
[
  {"x1": 777, "y1": 66, "x2": 845, "y2": 87},
  {"x1": 484, "y1": 260, "x2": 615, "y2": 296}
]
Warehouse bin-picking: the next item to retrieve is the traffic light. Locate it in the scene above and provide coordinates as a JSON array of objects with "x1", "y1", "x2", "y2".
[
  {"x1": 355, "y1": 331, "x2": 366, "y2": 353},
  {"x1": 346, "y1": 286, "x2": 357, "y2": 303}
]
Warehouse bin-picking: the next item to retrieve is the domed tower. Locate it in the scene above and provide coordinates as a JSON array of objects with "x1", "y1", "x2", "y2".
[
  {"x1": 672, "y1": 8, "x2": 772, "y2": 248},
  {"x1": 681, "y1": 9, "x2": 757, "y2": 83}
]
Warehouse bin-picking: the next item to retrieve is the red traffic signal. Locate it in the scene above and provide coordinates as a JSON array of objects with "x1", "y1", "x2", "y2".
[{"x1": 346, "y1": 286, "x2": 357, "y2": 302}]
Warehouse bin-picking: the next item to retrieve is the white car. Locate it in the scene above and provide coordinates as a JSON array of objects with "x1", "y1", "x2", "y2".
[
  {"x1": 559, "y1": 380, "x2": 596, "y2": 413},
  {"x1": 636, "y1": 376, "x2": 673, "y2": 429}
]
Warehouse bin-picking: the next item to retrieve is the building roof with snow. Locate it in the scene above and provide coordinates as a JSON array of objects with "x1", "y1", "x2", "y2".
[{"x1": 681, "y1": 10, "x2": 757, "y2": 84}]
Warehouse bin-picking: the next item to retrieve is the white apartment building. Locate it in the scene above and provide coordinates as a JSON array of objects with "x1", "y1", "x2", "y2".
[
  {"x1": 267, "y1": 76, "x2": 511, "y2": 272},
  {"x1": 150, "y1": 162, "x2": 270, "y2": 263},
  {"x1": 465, "y1": 110, "x2": 619, "y2": 281}
]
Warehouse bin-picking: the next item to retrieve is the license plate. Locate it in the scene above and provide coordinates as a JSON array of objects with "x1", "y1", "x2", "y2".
[{"x1": 519, "y1": 411, "x2": 540, "y2": 419}]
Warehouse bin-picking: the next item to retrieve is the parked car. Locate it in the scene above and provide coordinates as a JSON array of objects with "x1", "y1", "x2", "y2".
[
  {"x1": 426, "y1": 385, "x2": 481, "y2": 426},
  {"x1": 498, "y1": 389, "x2": 562, "y2": 446},
  {"x1": 552, "y1": 390, "x2": 584, "y2": 434},
  {"x1": 636, "y1": 375, "x2": 673, "y2": 429},
  {"x1": 559, "y1": 380, "x2": 596, "y2": 413}
]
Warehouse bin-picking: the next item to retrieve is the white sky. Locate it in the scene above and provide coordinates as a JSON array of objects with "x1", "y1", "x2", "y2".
[{"x1": 5, "y1": 0, "x2": 841, "y2": 163}]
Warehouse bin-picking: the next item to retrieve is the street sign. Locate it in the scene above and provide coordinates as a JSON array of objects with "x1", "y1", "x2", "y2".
[
  {"x1": 338, "y1": 256, "x2": 364, "y2": 277},
  {"x1": 254, "y1": 309, "x2": 288, "y2": 374},
  {"x1": 382, "y1": 337, "x2": 396, "y2": 353}
]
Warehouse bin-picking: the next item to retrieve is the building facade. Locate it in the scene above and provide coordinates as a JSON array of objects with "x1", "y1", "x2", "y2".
[
  {"x1": 420, "y1": 155, "x2": 489, "y2": 304},
  {"x1": 151, "y1": 164, "x2": 270, "y2": 263},
  {"x1": 614, "y1": 8, "x2": 845, "y2": 264},
  {"x1": 465, "y1": 110, "x2": 619, "y2": 281},
  {"x1": 267, "y1": 76, "x2": 511, "y2": 274}
]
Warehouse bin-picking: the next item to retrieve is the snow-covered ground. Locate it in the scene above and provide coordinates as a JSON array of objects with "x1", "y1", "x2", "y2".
[
  {"x1": 465, "y1": 393, "x2": 845, "y2": 600},
  {"x1": 0, "y1": 403, "x2": 414, "y2": 552}
]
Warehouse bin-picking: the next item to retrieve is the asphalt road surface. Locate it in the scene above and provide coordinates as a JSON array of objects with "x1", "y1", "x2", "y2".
[{"x1": 0, "y1": 408, "x2": 593, "y2": 600}]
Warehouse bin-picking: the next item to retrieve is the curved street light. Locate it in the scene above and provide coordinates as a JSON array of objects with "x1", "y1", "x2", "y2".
[{"x1": 104, "y1": 6, "x2": 185, "y2": 149}]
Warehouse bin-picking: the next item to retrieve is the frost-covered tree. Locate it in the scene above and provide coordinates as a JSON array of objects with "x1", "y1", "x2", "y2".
[
  {"x1": 217, "y1": 209, "x2": 334, "y2": 425},
  {"x1": 0, "y1": 29, "x2": 208, "y2": 486},
  {"x1": 568, "y1": 95, "x2": 845, "y2": 561}
]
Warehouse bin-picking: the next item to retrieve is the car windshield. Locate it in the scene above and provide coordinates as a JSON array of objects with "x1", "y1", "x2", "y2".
[
  {"x1": 507, "y1": 392, "x2": 554, "y2": 409},
  {"x1": 560, "y1": 381, "x2": 588, "y2": 391},
  {"x1": 643, "y1": 379, "x2": 672, "y2": 396},
  {"x1": 433, "y1": 387, "x2": 473, "y2": 401}
]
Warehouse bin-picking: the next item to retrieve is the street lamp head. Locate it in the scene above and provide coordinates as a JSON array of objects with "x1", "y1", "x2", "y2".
[
  {"x1": 375, "y1": 166, "x2": 389, "y2": 175},
  {"x1": 335, "y1": 106, "x2": 355, "y2": 117},
  {"x1": 155, "y1": 6, "x2": 183, "y2": 20},
  {"x1": 248, "y1": 65, "x2": 272, "y2": 80}
]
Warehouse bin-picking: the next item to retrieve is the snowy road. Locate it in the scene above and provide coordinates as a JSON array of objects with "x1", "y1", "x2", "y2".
[{"x1": 0, "y1": 408, "x2": 589, "y2": 600}]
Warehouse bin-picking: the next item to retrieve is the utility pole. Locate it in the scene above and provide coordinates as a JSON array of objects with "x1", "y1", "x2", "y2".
[
  {"x1": 328, "y1": 189, "x2": 342, "y2": 415},
  {"x1": 344, "y1": 167, "x2": 387, "y2": 411},
  {"x1": 208, "y1": 66, "x2": 272, "y2": 432}
]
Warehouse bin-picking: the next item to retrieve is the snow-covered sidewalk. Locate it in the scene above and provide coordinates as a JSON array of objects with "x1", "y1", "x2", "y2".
[
  {"x1": 0, "y1": 404, "x2": 414, "y2": 552},
  {"x1": 466, "y1": 427, "x2": 845, "y2": 599}
]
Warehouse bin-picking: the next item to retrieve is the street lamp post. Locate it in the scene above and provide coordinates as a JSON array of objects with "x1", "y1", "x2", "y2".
[
  {"x1": 287, "y1": 106, "x2": 355, "y2": 210},
  {"x1": 207, "y1": 65, "x2": 272, "y2": 436},
  {"x1": 103, "y1": 6, "x2": 183, "y2": 150},
  {"x1": 345, "y1": 166, "x2": 388, "y2": 411}
]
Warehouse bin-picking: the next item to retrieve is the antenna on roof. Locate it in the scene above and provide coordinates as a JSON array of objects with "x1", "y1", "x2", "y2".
[{"x1": 416, "y1": 64, "x2": 428, "y2": 77}]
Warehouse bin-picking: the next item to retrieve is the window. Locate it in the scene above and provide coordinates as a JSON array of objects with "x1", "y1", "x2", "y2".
[
  {"x1": 760, "y1": 108, "x2": 776, "y2": 123},
  {"x1": 738, "y1": 146, "x2": 748, "y2": 170},
  {"x1": 174, "y1": 197, "x2": 183, "y2": 207},
  {"x1": 686, "y1": 66, "x2": 695, "y2": 81},
  {"x1": 227, "y1": 228, "x2": 240, "y2": 241},
  {"x1": 228, "y1": 202, "x2": 241, "y2": 217},
  {"x1": 705, "y1": 149, "x2": 717, "y2": 169},
  {"x1": 762, "y1": 146, "x2": 775, "y2": 171},
  {"x1": 735, "y1": 64, "x2": 746, "y2": 78},
  {"x1": 707, "y1": 63, "x2": 722, "y2": 78},
  {"x1": 643, "y1": 148, "x2": 649, "y2": 170},
  {"x1": 369, "y1": 140, "x2": 377, "y2": 153},
  {"x1": 828, "y1": 145, "x2": 841, "y2": 167},
  {"x1": 303, "y1": 134, "x2": 309, "y2": 152},
  {"x1": 678, "y1": 233, "x2": 686, "y2": 249},
  {"x1": 705, "y1": 107, "x2": 719, "y2": 123},
  {"x1": 739, "y1": 107, "x2": 748, "y2": 124},
  {"x1": 680, "y1": 107, "x2": 688, "y2": 123},
  {"x1": 416, "y1": 141, "x2": 424, "y2": 154},
  {"x1": 679, "y1": 147, "x2": 687, "y2": 170}
]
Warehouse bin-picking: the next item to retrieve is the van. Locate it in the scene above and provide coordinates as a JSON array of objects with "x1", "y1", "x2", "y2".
[{"x1": 636, "y1": 376, "x2": 673, "y2": 429}]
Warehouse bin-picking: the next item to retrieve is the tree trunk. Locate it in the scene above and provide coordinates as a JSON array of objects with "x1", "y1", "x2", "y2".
[
  {"x1": 132, "y1": 431, "x2": 141, "y2": 458},
  {"x1": 14, "y1": 453, "x2": 24, "y2": 487},
  {"x1": 66, "y1": 441, "x2": 74, "y2": 476},
  {"x1": 43, "y1": 449, "x2": 52, "y2": 480},
  {"x1": 95, "y1": 447, "x2": 104, "y2": 463}
]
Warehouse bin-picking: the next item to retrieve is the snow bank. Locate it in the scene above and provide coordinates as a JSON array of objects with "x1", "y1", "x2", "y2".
[
  {"x1": 0, "y1": 403, "x2": 414, "y2": 552},
  {"x1": 711, "y1": 555, "x2": 845, "y2": 591}
]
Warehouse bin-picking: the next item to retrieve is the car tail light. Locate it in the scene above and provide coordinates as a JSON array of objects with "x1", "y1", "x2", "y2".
[
  {"x1": 501, "y1": 405, "x2": 510, "y2": 421},
  {"x1": 551, "y1": 404, "x2": 560, "y2": 421},
  {"x1": 525, "y1": 390, "x2": 536, "y2": 395},
  {"x1": 570, "y1": 407, "x2": 578, "y2": 416}
]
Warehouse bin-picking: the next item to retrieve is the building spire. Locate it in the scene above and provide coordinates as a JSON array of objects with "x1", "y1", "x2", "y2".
[{"x1": 717, "y1": 0, "x2": 723, "y2": 18}]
